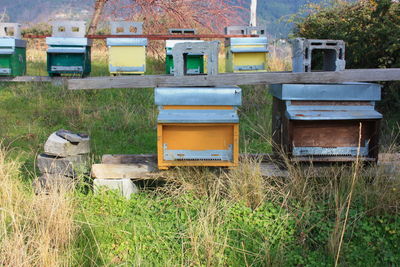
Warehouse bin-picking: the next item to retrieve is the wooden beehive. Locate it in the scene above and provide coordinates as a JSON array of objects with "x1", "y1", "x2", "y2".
[
  {"x1": 226, "y1": 37, "x2": 268, "y2": 72},
  {"x1": 155, "y1": 87, "x2": 242, "y2": 169},
  {"x1": 107, "y1": 22, "x2": 147, "y2": 75},
  {"x1": 46, "y1": 21, "x2": 91, "y2": 77},
  {"x1": 0, "y1": 23, "x2": 26, "y2": 77},
  {"x1": 271, "y1": 83, "x2": 382, "y2": 162}
]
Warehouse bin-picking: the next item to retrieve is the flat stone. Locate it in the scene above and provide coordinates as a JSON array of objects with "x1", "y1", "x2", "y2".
[
  {"x1": 260, "y1": 163, "x2": 289, "y2": 178},
  {"x1": 56, "y1": 129, "x2": 89, "y2": 143},
  {"x1": 44, "y1": 132, "x2": 90, "y2": 157},
  {"x1": 91, "y1": 163, "x2": 155, "y2": 179},
  {"x1": 37, "y1": 153, "x2": 89, "y2": 177},
  {"x1": 93, "y1": 178, "x2": 139, "y2": 199}
]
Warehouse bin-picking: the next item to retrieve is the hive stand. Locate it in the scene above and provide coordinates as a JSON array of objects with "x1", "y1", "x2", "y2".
[
  {"x1": 0, "y1": 23, "x2": 26, "y2": 77},
  {"x1": 107, "y1": 21, "x2": 147, "y2": 75},
  {"x1": 292, "y1": 38, "x2": 346, "y2": 72},
  {"x1": 46, "y1": 21, "x2": 92, "y2": 77},
  {"x1": 172, "y1": 41, "x2": 219, "y2": 76}
]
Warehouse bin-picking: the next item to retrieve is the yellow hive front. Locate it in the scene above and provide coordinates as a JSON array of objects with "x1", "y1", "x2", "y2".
[
  {"x1": 109, "y1": 46, "x2": 146, "y2": 75},
  {"x1": 226, "y1": 37, "x2": 269, "y2": 73},
  {"x1": 155, "y1": 88, "x2": 242, "y2": 170}
]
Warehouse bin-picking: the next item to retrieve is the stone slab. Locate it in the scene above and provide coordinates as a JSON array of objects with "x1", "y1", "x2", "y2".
[
  {"x1": 91, "y1": 163, "x2": 156, "y2": 179},
  {"x1": 93, "y1": 178, "x2": 139, "y2": 199},
  {"x1": 56, "y1": 129, "x2": 89, "y2": 143},
  {"x1": 37, "y1": 153, "x2": 89, "y2": 177},
  {"x1": 44, "y1": 132, "x2": 90, "y2": 157}
]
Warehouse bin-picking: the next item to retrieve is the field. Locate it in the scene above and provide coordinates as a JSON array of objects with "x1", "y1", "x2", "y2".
[{"x1": 0, "y1": 44, "x2": 399, "y2": 266}]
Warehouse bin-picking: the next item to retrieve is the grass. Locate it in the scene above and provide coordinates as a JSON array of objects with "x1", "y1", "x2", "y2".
[{"x1": 1, "y1": 44, "x2": 400, "y2": 266}]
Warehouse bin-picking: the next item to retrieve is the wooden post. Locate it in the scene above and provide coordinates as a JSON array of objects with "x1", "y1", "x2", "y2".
[{"x1": 250, "y1": 0, "x2": 257, "y2": 27}]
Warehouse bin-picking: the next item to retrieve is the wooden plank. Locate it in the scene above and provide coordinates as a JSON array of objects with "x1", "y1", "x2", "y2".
[
  {"x1": 23, "y1": 34, "x2": 257, "y2": 40},
  {"x1": 68, "y1": 69, "x2": 400, "y2": 90},
  {"x1": 91, "y1": 163, "x2": 157, "y2": 179},
  {"x1": 0, "y1": 76, "x2": 68, "y2": 86}
]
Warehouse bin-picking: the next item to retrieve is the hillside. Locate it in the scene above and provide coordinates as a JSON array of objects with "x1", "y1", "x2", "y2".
[{"x1": 1, "y1": 0, "x2": 324, "y2": 37}]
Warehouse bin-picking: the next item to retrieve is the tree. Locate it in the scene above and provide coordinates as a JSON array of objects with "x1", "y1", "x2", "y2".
[
  {"x1": 294, "y1": 0, "x2": 400, "y2": 122},
  {"x1": 105, "y1": 0, "x2": 246, "y2": 34}
]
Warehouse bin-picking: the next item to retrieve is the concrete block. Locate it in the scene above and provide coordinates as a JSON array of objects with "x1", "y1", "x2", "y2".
[
  {"x1": 110, "y1": 21, "x2": 143, "y2": 35},
  {"x1": 44, "y1": 132, "x2": 90, "y2": 157},
  {"x1": 51, "y1": 21, "x2": 86, "y2": 38},
  {"x1": 225, "y1": 26, "x2": 266, "y2": 36},
  {"x1": 172, "y1": 41, "x2": 219, "y2": 76},
  {"x1": 292, "y1": 38, "x2": 346, "y2": 72},
  {"x1": 0, "y1": 23, "x2": 22, "y2": 39},
  {"x1": 37, "y1": 153, "x2": 89, "y2": 177},
  {"x1": 93, "y1": 178, "x2": 139, "y2": 199}
]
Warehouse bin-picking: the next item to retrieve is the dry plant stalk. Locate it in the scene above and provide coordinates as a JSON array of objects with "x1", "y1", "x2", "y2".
[{"x1": 0, "y1": 146, "x2": 76, "y2": 267}]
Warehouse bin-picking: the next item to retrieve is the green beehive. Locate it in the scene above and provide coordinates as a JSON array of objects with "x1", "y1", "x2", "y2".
[
  {"x1": 0, "y1": 23, "x2": 26, "y2": 77},
  {"x1": 46, "y1": 21, "x2": 91, "y2": 77},
  {"x1": 165, "y1": 40, "x2": 204, "y2": 74}
]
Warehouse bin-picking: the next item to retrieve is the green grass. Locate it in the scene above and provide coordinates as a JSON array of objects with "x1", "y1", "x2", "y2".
[{"x1": 1, "y1": 55, "x2": 400, "y2": 266}]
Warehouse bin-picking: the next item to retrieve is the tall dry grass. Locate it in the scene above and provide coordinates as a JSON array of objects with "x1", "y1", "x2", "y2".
[{"x1": 0, "y1": 146, "x2": 76, "y2": 267}]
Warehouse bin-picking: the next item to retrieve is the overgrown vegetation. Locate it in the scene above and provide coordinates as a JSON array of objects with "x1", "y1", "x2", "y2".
[
  {"x1": 294, "y1": 0, "x2": 400, "y2": 126},
  {"x1": 1, "y1": 16, "x2": 400, "y2": 266}
]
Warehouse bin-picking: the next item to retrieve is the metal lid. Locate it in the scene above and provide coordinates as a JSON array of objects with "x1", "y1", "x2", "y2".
[
  {"x1": 46, "y1": 37, "x2": 92, "y2": 46},
  {"x1": 0, "y1": 38, "x2": 26, "y2": 48},
  {"x1": 270, "y1": 83, "x2": 381, "y2": 101},
  {"x1": 106, "y1": 38, "x2": 148, "y2": 46},
  {"x1": 155, "y1": 87, "x2": 242, "y2": 106},
  {"x1": 158, "y1": 109, "x2": 239, "y2": 123},
  {"x1": 230, "y1": 37, "x2": 268, "y2": 46}
]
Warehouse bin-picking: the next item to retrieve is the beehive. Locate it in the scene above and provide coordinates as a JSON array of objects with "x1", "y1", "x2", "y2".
[
  {"x1": 226, "y1": 37, "x2": 268, "y2": 72},
  {"x1": 156, "y1": 87, "x2": 242, "y2": 169},
  {"x1": 165, "y1": 40, "x2": 204, "y2": 75},
  {"x1": 46, "y1": 21, "x2": 91, "y2": 77},
  {"x1": 107, "y1": 22, "x2": 147, "y2": 75},
  {"x1": 270, "y1": 83, "x2": 382, "y2": 162},
  {"x1": 0, "y1": 23, "x2": 26, "y2": 77}
]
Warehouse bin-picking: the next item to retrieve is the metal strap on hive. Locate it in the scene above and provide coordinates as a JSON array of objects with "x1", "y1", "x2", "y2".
[
  {"x1": 270, "y1": 83, "x2": 381, "y2": 101},
  {"x1": 106, "y1": 38, "x2": 148, "y2": 46},
  {"x1": 51, "y1": 66, "x2": 83, "y2": 72},
  {"x1": 293, "y1": 144, "x2": 369, "y2": 157},
  {"x1": 155, "y1": 87, "x2": 242, "y2": 106},
  {"x1": 0, "y1": 68, "x2": 11, "y2": 74},
  {"x1": 234, "y1": 64, "x2": 265, "y2": 71},
  {"x1": 109, "y1": 65, "x2": 145, "y2": 73},
  {"x1": 164, "y1": 144, "x2": 233, "y2": 161}
]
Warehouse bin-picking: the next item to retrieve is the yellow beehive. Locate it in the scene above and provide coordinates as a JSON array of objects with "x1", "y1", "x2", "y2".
[
  {"x1": 107, "y1": 22, "x2": 147, "y2": 75},
  {"x1": 155, "y1": 87, "x2": 242, "y2": 170},
  {"x1": 226, "y1": 37, "x2": 268, "y2": 72}
]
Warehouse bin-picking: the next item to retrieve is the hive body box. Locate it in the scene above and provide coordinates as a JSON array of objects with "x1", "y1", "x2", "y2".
[
  {"x1": 270, "y1": 83, "x2": 382, "y2": 162},
  {"x1": 0, "y1": 23, "x2": 26, "y2": 77},
  {"x1": 156, "y1": 87, "x2": 242, "y2": 169},
  {"x1": 107, "y1": 22, "x2": 147, "y2": 75},
  {"x1": 165, "y1": 40, "x2": 204, "y2": 75},
  {"x1": 226, "y1": 37, "x2": 268, "y2": 72},
  {"x1": 107, "y1": 38, "x2": 147, "y2": 75},
  {"x1": 46, "y1": 21, "x2": 92, "y2": 77}
]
